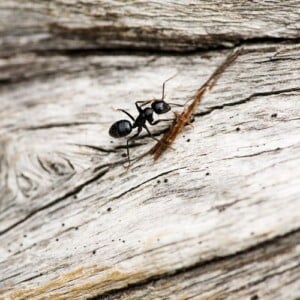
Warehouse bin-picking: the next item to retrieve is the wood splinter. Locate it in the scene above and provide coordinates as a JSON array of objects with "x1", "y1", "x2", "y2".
[{"x1": 149, "y1": 48, "x2": 243, "y2": 160}]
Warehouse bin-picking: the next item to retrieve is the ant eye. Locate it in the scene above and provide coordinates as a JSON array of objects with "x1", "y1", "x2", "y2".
[
  {"x1": 109, "y1": 120, "x2": 132, "y2": 138},
  {"x1": 152, "y1": 101, "x2": 171, "y2": 114}
]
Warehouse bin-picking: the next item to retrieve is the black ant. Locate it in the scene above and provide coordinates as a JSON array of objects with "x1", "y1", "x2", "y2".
[{"x1": 109, "y1": 75, "x2": 181, "y2": 166}]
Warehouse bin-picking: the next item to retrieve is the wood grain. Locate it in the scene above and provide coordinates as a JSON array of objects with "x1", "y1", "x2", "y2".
[
  {"x1": 103, "y1": 230, "x2": 300, "y2": 300},
  {"x1": 0, "y1": 43, "x2": 300, "y2": 299},
  {"x1": 0, "y1": 1, "x2": 300, "y2": 55}
]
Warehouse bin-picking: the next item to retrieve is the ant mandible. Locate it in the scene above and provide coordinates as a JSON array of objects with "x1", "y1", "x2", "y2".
[{"x1": 109, "y1": 75, "x2": 180, "y2": 166}]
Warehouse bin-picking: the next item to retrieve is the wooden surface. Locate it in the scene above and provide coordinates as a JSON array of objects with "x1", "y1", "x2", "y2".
[
  {"x1": 0, "y1": 1, "x2": 300, "y2": 54},
  {"x1": 0, "y1": 1, "x2": 300, "y2": 300}
]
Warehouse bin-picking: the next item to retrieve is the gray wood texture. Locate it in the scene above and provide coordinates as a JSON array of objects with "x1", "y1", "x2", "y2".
[
  {"x1": 0, "y1": 1, "x2": 300, "y2": 300},
  {"x1": 0, "y1": 1, "x2": 300, "y2": 54}
]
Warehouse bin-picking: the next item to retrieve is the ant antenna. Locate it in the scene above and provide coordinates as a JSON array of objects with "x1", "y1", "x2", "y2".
[{"x1": 161, "y1": 72, "x2": 178, "y2": 100}]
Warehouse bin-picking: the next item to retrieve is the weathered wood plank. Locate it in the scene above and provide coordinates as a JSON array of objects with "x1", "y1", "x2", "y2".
[
  {"x1": 103, "y1": 230, "x2": 300, "y2": 300},
  {"x1": 0, "y1": 43, "x2": 299, "y2": 299},
  {"x1": 0, "y1": 1, "x2": 300, "y2": 55}
]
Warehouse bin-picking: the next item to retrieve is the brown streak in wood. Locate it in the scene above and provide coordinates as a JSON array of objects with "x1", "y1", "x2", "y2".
[
  {"x1": 7, "y1": 266, "x2": 153, "y2": 300},
  {"x1": 8, "y1": 266, "x2": 100, "y2": 299},
  {"x1": 150, "y1": 48, "x2": 243, "y2": 160}
]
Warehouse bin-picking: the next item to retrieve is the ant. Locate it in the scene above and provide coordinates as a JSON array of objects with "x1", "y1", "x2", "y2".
[{"x1": 109, "y1": 75, "x2": 181, "y2": 166}]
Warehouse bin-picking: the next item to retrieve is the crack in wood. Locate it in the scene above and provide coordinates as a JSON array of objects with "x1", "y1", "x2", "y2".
[
  {"x1": 0, "y1": 30, "x2": 299, "y2": 298},
  {"x1": 196, "y1": 87, "x2": 300, "y2": 118},
  {"x1": 236, "y1": 262, "x2": 300, "y2": 293},
  {"x1": 108, "y1": 167, "x2": 186, "y2": 204},
  {"x1": 68, "y1": 143, "x2": 120, "y2": 154},
  {"x1": 220, "y1": 147, "x2": 283, "y2": 161},
  {"x1": 150, "y1": 47, "x2": 243, "y2": 160},
  {"x1": 0, "y1": 162, "x2": 182, "y2": 238},
  {"x1": 0, "y1": 167, "x2": 109, "y2": 236},
  {"x1": 89, "y1": 227, "x2": 300, "y2": 299},
  {"x1": 22, "y1": 122, "x2": 101, "y2": 131}
]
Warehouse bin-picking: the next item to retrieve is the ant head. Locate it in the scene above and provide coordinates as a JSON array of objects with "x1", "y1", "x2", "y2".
[
  {"x1": 109, "y1": 120, "x2": 132, "y2": 138},
  {"x1": 151, "y1": 100, "x2": 171, "y2": 115}
]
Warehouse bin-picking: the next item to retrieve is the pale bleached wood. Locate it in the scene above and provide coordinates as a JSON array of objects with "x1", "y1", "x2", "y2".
[
  {"x1": 104, "y1": 231, "x2": 300, "y2": 300},
  {"x1": 0, "y1": 44, "x2": 300, "y2": 299},
  {"x1": 0, "y1": 1, "x2": 300, "y2": 55}
]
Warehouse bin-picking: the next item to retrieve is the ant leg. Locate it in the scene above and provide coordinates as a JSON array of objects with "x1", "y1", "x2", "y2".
[
  {"x1": 168, "y1": 102, "x2": 185, "y2": 107},
  {"x1": 117, "y1": 109, "x2": 135, "y2": 121},
  {"x1": 135, "y1": 100, "x2": 154, "y2": 112},
  {"x1": 135, "y1": 101, "x2": 147, "y2": 113},
  {"x1": 149, "y1": 118, "x2": 175, "y2": 126},
  {"x1": 136, "y1": 100, "x2": 152, "y2": 105},
  {"x1": 143, "y1": 125, "x2": 161, "y2": 143},
  {"x1": 149, "y1": 111, "x2": 180, "y2": 126},
  {"x1": 126, "y1": 127, "x2": 142, "y2": 167},
  {"x1": 143, "y1": 125, "x2": 175, "y2": 150},
  {"x1": 161, "y1": 73, "x2": 178, "y2": 100}
]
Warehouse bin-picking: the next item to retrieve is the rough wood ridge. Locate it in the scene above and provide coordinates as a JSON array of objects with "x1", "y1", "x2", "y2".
[{"x1": 0, "y1": 1, "x2": 300, "y2": 54}]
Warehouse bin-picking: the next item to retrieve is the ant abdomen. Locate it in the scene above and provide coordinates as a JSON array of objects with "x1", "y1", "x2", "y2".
[
  {"x1": 109, "y1": 120, "x2": 132, "y2": 138},
  {"x1": 152, "y1": 100, "x2": 171, "y2": 114}
]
